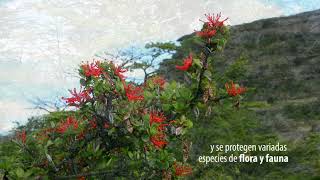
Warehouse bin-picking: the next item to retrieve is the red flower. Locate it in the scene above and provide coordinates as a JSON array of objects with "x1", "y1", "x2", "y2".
[
  {"x1": 152, "y1": 76, "x2": 166, "y2": 89},
  {"x1": 157, "y1": 123, "x2": 169, "y2": 131},
  {"x1": 89, "y1": 119, "x2": 97, "y2": 129},
  {"x1": 62, "y1": 87, "x2": 91, "y2": 107},
  {"x1": 150, "y1": 133, "x2": 167, "y2": 149},
  {"x1": 174, "y1": 162, "x2": 192, "y2": 176},
  {"x1": 202, "y1": 13, "x2": 228, "y2": 28},
  {"x1": 149, "y1": 112, "x2": 169, "y2": 149},
  {"x1": 78, "y1": 176, "x2": 86, "y2": 180},
  {"x1": 17, "y1": 130, "x2": 26, "y2": 144},
  {"x1": 176, "y1": 53, "x2": 193, "y2": 71},
  {"x1": 104, "y1": 122, "x2": 110, "y2": 129},
  {"x1": 197, "y1": 13, "x2": 228, "y2": 42},
  {"x1": 36, "y1": 128, "x2": 54, "y2": 142},
  {"x1": 196, "y1": 29, "x2": 217, "y2": 39},
  {"x1": 124, "y1": 83, "x2": 144, "y2": 101},
  {"x1": 56, "y1": 117, "x2": 79, "y2": 134},
  {"x1": 81, "y1": 60, "x2": 103, "y2": 77},
  {"x1": 225, "y1": 81, "x2": 246, "y2": 97},
  {"x1": 77, "y1": 131, "x2": 85, "y2": 140},
  {"x1": 114, "y1": 65, "x2": 127, "y2": 82},
  {"x1": 169, "y1": 120, "x2": 176, "y2": 124},
  {"x1": 149, "y1": 112, "x2": 166, "y2": 126}
]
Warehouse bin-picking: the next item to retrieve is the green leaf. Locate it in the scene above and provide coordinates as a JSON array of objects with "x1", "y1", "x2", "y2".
[
  {"x1": 128, "y1": 151, "x2": 134, "y2": 159},
  {"x1": 95, "y1": 144, "x2": 100, "y2": 152},
  {"x1": 108, "y1": 127, "x2": 116, "y2": 135},
  {"x1": 46, "y1": 140, "x2": 54, "y2": 148},
  {"x1": 150, "y1": 125, "x2": 158, "y2": 135},
  {"x1": 193, "y1": 58, "x2": 202, "y2": 68},
  {"x1": 106, "y1": 157, "x2": 113, "y2": 166},
  {"x1": 141, "y1": 134, "x2": 149, "y2": 142},
  {"x1": 204, "y1": 70, "x2": 212, "y2": 81},
  {"x1": 80, "y1": 78, "x2": 86, "y2": 86},
  {"x1": 15, "y1": 168, "x2": 24, "y2": 178},
  {"x1": 173, "y1": 102, "x2": 187, "y2": 113},
  {"x1": 24, "y1": 170, "x2": 33, "y2": 178},
  {"x1": 185, "y1": 120, "x2": 193, "y2": 128},
  {"x1": 178, "y1": 87, "x2": 193, "y2": 101},
  {"x1": 115, "y1": 80, "x2": 125, "y2": 93},
  {"x1": 54, "y1": 138, "x2": 63, "y2": 146},
  {"x1": 144, "y1": 91, "x2": 153, "y2": 101},
  {"x1": 162, "y1": 104, "x2": 172, "y2": 111}
]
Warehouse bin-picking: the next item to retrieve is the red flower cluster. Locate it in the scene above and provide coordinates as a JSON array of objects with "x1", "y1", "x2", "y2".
[
  {"x1": 114, "y1": 65, "x2": 127, "y2": 82},
  {"x1": 77, "y1": 131, "x2": 85, "y2": 140},
  {"x1": 149, "y1": 111, "x2": 166, "y2": 126},
  {"x1": 202, "y1": 13, "x2": 228, "y2": 28},
  {"x1": 197, "y1": 13, "x2": 228, "y2": 42},
  {"x1": 104, "y1": 122, "x2": 110, "y2": 129},
  {"x1": 75, "y1": 118, "x2": 109, "y2": 140},
  {"x1": 89, "y1": 118, "x2": 110, "y2": 129},
  {"x1": 78, "y1": 176, "x2": 86, "y2": 180},
  {"x1": 176, "y1": 53, "x2": 193, "y2": 71},
  {"x1": 36, "y1": 128, "x2": 55, "y2": 142},
  {"x1": 150, "y1": 133, "x2": 167, "y2": 149},
  {"x1": 225, "y1": 81, "x2": 246, "y2": 96},
  {"x1": 113, "y1": 62, "x2": 144, "y2": 102},
  {"x1": 81, "y1": 60, "x2": 103, "y2": 77},
  {"x1": 149, "y1": 111, "x2": 169, "y2": 149},
  {"x1": 196, "y1": 29, "x2": 216, "y2": 39},
  {"x1": 62, "y1": 87, "x2": 91, "y2": 107},
  {"x1": 124, "y1": 83, "x2": 144, "y2": 101},
  {"x1": 157, "y1": 123, "x2": 169, "y2": 132},
  {"x1": 89, "y1": 119, "x2": 97, "y2": 129},
  {"x1": 152, "y1": 76, "x2": 166, "y2": 89},
  {"x1": 17, "y1": 130, "x2": 26, "y2": 144},
  {"x1": 174, "y1": 162, "x2": 192, "y2": 176},
  {"x1": 56, "y1": 117, "x2": 79, "y2": 134},
  {"x1": 111, "y1": 63, "x2": 144, "y2": 102}
]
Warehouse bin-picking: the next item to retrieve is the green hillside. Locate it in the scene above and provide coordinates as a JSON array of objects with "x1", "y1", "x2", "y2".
[
  {"x1": 156, "y1": 10, "x2": 320, "y2": 179},
  {"x1": 159, "y1": 9, "x2": 320, "y2": 140}
]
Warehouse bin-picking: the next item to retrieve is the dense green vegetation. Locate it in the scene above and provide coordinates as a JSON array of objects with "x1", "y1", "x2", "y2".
[{"x1": 1, "y1": 10, "x2": 320, "y2": 179}]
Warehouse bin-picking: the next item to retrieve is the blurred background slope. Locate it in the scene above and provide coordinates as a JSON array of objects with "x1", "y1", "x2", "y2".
[
  {"x1": 160, "y1": 9, "x2": 320, "y2": 141},
  {"x1": 157, "y1": 9, "x2": 320, "y2": 178}
]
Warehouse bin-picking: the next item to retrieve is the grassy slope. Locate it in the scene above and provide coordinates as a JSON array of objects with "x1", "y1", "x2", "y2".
[
  {"x1": 158, "y1": 10, "x2": 320, "y2": 178},
  {"x1": 159, "y1": 9, "x2": 320, "y2": 139}
]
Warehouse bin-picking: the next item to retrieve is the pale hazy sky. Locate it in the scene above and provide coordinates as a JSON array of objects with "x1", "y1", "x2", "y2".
[{"x1": 0, "y1": 0, "x2": 319, "y2": 134}]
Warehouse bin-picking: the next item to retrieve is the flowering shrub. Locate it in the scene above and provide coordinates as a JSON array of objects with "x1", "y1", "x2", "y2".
[{"x1": 7, "y1": 13, "x2": 247, "y2": 179}]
